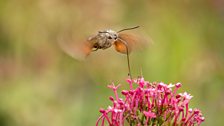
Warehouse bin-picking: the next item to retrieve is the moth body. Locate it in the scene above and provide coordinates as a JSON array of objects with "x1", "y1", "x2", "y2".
[{"x1": 88, "y1": 29, "x2": 118, "y2": 50}]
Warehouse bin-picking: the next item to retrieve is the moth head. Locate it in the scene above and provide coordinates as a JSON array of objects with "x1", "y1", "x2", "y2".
[{"x1": 98, "y1": 30, "x2": 118, "y2": 41}]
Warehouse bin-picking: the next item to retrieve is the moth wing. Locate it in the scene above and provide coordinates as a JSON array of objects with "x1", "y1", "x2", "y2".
[
  {"x1": 114, "y1": 32, "x2": 152, "y2": 54},
  {"x1": 58, "y1": 38, "x2": 94, "y2": 61}
]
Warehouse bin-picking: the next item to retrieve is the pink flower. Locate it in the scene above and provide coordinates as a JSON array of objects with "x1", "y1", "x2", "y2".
[
  {"x1": 96, "y1": 77, "x2": 205, "y2": 126},
  {"x1": 143, "y1": 111, "x2": 156, "y2": 118}
]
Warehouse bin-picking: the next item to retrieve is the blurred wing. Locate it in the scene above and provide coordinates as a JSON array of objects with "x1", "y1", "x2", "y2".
[
  {"x1": 58, "y1": 39, "x2": 93, "y2": 61},
  {"x1": 114, "y1": 32, "x2": 151, "y2": 54}
]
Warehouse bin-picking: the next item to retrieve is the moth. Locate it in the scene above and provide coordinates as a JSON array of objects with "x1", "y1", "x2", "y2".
[{"x1": 59, "y1": 26, "x2": 149, "y2": 78}]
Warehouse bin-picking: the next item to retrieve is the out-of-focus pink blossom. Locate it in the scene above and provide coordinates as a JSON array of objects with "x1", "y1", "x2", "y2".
[{"x1": 96, "y1": 77, "x2": 205, "y2": 126}]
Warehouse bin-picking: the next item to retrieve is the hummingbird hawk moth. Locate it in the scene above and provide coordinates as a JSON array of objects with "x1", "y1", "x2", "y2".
[{"x1": 59, "y1": 26, "x2": 149, "y2": 78}]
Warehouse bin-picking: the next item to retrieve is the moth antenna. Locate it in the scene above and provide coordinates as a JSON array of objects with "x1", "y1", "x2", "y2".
[
  {"x1": 117, "y1": 26, "x2": 140, "y2": 33},
  {"x1": 117, "y1": 38, "x2": 132, "y2": 79},
  {"x1": 98, "y1": 31, "x2": 109, "y2": 33}
]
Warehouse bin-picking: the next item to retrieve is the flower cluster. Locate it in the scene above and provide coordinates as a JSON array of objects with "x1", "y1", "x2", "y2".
[{"x1": 96, "y1": 77, "x2": 205, "y2": 126}]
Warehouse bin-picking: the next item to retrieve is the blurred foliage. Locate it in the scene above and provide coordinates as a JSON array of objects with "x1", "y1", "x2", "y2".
[{"x1": 0, "y1": 0, "x2": 224, "y2": 126}]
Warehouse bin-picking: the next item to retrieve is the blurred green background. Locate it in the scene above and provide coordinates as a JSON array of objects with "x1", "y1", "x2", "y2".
[{"x1": 0, "y1": 0, "x2": 223, "y2": 126}]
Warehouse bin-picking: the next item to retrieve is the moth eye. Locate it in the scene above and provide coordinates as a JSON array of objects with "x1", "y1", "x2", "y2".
[{"x1": 108, "y1": 36, "x2": 112, "y2": 39}]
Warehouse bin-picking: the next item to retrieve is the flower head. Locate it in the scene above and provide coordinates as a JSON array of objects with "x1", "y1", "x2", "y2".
[{"x1": 96, "y1": 77, "x2": 205, "y2": 126}]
